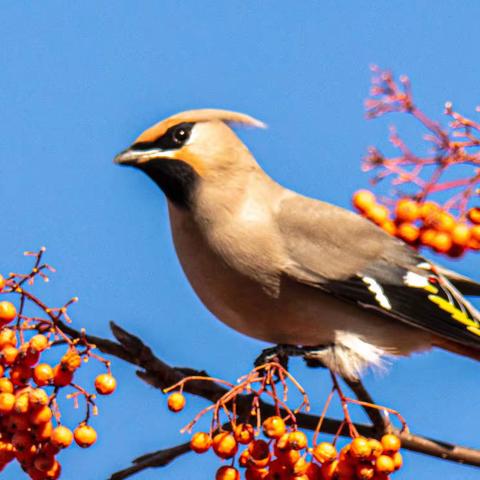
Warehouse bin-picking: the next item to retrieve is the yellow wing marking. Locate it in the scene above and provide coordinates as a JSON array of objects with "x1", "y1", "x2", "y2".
[{"x1": 427, "y1": 294, "x2": 479, "y2": 329}]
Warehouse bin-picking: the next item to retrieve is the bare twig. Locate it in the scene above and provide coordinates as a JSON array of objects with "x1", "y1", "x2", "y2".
[{"x1": 59, "y1": 321, "x2": 480, "y2": 476}]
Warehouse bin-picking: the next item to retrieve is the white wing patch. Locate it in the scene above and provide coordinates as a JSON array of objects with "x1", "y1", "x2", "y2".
[
  {"x1": 403, "y1": 271, "x2": 430, "y2": 288},
  {"x1": 362, "y1": 276, "x2": 392, "y2": 310}
]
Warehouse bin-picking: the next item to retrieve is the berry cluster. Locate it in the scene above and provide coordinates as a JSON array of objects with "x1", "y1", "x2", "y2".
[
  {"x1": 356, "y1": 66, "x2": 480, "y2": 257},
  {"x1": 353, "y1": 190, "x2": 480, "y2": 256},
  {"x1": 165, "y1": 363, "x2": 405, "y2": 480},
  {"x1": 0, "y1": 249, "x2": 116, "y2": 479}
]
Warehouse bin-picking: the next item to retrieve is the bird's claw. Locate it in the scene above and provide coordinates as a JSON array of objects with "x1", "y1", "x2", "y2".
[{"x1": 254, "y1": 344, "x2": 329, "y2": 370}]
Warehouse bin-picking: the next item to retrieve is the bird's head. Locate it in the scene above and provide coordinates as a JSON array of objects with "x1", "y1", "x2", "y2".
[{"x1": 114, "y1": 109, "x2": 266, "y2": 209}]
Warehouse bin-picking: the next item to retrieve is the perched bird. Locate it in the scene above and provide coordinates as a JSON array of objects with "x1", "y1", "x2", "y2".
[{"x1": 115, "y1": 109, "x2": 480, "y2": 379}]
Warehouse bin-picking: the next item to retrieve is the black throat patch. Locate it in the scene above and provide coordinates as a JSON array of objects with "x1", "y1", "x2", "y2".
[{"x1": 137, "y1": 159, "x2": 199, "y2": 210}]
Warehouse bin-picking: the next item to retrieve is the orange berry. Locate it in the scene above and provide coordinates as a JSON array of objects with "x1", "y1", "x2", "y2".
[
  {"x1": 274, "y1": 433, "x2": 290, "y2": 452},
  {"x1": 0, "y1": 440, "x2": 14, "y2": 462},
  {"x1": 305, "y1": 462, "x2": 321, "y2": 479},
  {"x1": 60, "y1": 349, "x2": 81, "y2": 372},
  {"x1": 431, "y1": 231, "x2": 452, "y2": 253},
  {"x1": 396, "y1": 222, "x2": 419, "y2": 244},
  {"x1": 34, "y1": 453, "x2": 55, "y2": 472},
  {"x1": 44, "y1": 460, "x2": 61, "y2": 479},
  {"x1": 339, "y1": 443, "x2": 351, "y2": 462},
  {"x1": 276, "y1": 447, "x2": 300, "y2": 466},
  {"x1": 353, "y1": 190, "x2": 376, "y2": 212},
  {"x1": 321, "y1": 459, "x2": 339, "y2": 480},
  {"x1": 288, "y1": 430, "x2": 308, "y2": 450},
  {"x1": 74, "y1": 424, "x2": 97, "y2": 448},
  {"x1": 447, "y1": 244, "x2": 465, "y2": 258},
  {"x1": 234, "y1": 422, "x2": 254, "y2": 444},
  {"x1": 471, "y1": 225, "x2": 480, "y2": 241},
  {"x1": 216, "y1": 466, "x2": 240, "y2": 480},
  {"x1": 356, "y1": 463, "x2": 375, "y2": 480},
  {"x1": 94, "y1": 373, "x2": 117, "y2": 395},
  {"x1": 380, "y1": 434, "x2": 401, "y2": 454},
  {"x1": 13, "y1": 392, "x2": 30, "y2": 414},
  {"x1": 0, "y1": 377, "x2": 13, "y2": 393},
  {"x1": 245, "y1": 467, "x2": 268, "y2": 480},
  {"x1": 435, "y1": 211, "x2": 456, "y2": 232},
  {"x1": 292, "y1": 456, "x2": 309, "y2": 475},
  {"x1": 21, "y1": 349, "x2": 40, "y2": 367},
  {"x1": 375, "y1": 454, "x2": 395, "y2": 474},
  {"x1": 190, "y1": 432, "x2": 211, "y2": 454},
  {"x1": 34, "y1": 420, "x2": 53, "y2": 441},
  {"x1": 12, "y1": 430, "x2": 32, "y2": 451},
  {"x1": 10, "y1": 365, "x2": 32, "y2": 386},
  {"x1": 51, "y1": 425, "x2": 73, "y2": 449},
  {"x1": 451, "y1": 223, "x2": 471, "y2": 246},
  {"x1": 380, "y1": 220, "x2": 396, "y2": 236},
  {"x1": 395, "y1": 198, "x2": 419, "y2": 222},
  {"x1": 0, "y1": 393, "x2": 15, "y2": 414},
  {"x1": 1, "y1": 345, "x2": 18, "y2": 365},
  {"x1": 419, "y1": 228, "x2": 437, "y2": 247},
  {"x1": 30, "y1": 405, "x2": 53, "y2": 425},
  {"x1": 419, "y1": 201, "x2": 440, "y2": 220},
  {"x1": 167, "y1": 392, "x2": 185, "y2": 412},
  {"x1": 238, "y1": 449, "x2": 251, "y2": 467},
  {"x1": 262, "y1": 415, "x2": 286, "y2": 439},
  {"x1": 248, "y1": 439, "x2": 269, "y2": 461},
  {"x1": 367, "y1": 438, "x2": 383, "y2": 458},
  {"x1": 3, "y1": 412, "x2": 30, "y2": 432},
  {"x1": 0, "y1": 275, "x2": 5, "y2": 292},
  {"x1": 392, "y1": 451, "x2": 403, "y2": 470},
  {"x1": 0, "y1": 365, "x2": 4, "y2": 378},
  {"x1": 0, "y1": 302, "x2": 16, "y2": 324},
  {"x1": 15, "y1": 442, "x2": 37, "y2": 465},
  {"x1": 212, "y1": 432, "x2": 238, "y2": 459},
  {"x1": 312, "y1": 442, "x2": 337, "y2": 463},
  {"x1": 469, "y1": 238, "x2": 480, "y2": 251},
  {"x1": 350, "y1": 436, "x2": 372, "y2": 460},
  {"x1": 52, "y1": 365, "x2": 73, "y2": 387},
  {"x1": 367, "y1": 204, "x2": 390, "y2": 225},
  {"x1": 29, "y1": 334, "x2": 49, "y2": 353},
  {"x1": 29, "y1": 388, "x2": 49, "y2": 407},
  {"x1": 33, "y1": 363, "x2": 54, "y2": 387},
  {"x1": 337, "y1": 458, "x2": 355, "y2": 477},
  {"x1": 0, "y1": 329, "x2": 16, "y2": 349},
  {"x1": 467, "y1": 207, "x2": 480, "y2": 224}
]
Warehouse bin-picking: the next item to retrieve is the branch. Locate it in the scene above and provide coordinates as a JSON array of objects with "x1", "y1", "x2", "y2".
[
  {"x1": 59, "y1": 321, "x2": 480, "y2": 476},
  {"x1": 109, "y1": 441, "x2": 191, "y2": 480}
]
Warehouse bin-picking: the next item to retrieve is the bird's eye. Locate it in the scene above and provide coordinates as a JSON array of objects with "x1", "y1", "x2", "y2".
[{"x1": 172, "y1": 126, "x2": 191, "y2": 145}]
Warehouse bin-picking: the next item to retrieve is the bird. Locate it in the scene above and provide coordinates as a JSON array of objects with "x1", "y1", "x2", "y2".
[{"x1": 114, "y1": 108, "x2": 480, "y2": 379}]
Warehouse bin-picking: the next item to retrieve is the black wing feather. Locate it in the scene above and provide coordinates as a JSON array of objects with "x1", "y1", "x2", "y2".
[{"x1": 323, "y1": 260, "x2": 480, "y2": 350}]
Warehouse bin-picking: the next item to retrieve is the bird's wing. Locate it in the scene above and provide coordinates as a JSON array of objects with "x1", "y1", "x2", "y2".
[
  {"x1": 276, "y1": 193, "x2": 480, "y2": 350},
  {"x1": 433, "y1": 265, "x2": 480, "y2": 296}
]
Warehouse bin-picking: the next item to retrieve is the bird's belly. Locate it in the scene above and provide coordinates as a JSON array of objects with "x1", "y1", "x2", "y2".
[{"x1": 168, "y1": 205, "x2": 431, "y2": 356}]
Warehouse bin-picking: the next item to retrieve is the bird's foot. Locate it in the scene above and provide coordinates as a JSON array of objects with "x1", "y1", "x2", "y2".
[
  {"x1": 254, "y1": 344, "x2": 306, "y2": 370},
  {"x1": 254, "y1": 344, "x2": 330, "y2": 370}
]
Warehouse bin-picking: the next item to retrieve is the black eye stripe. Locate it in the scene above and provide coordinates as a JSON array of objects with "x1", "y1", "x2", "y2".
[{"x1": 133, "y1": 122, "x2": 194, "y2": 151}]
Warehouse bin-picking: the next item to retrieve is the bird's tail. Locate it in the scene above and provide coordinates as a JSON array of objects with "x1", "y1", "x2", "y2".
[{"x1": 433, "y1": 336, "x2": 480, "y2": 362}]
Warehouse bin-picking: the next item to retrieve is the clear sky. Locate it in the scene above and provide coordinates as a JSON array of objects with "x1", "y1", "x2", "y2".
[{"x1": 1, "y1": 2, "x2": 480, "y2": 479}]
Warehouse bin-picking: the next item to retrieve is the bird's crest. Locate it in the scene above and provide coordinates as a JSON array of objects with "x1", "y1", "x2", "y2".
[{"x1": 135, "y1": 109, "x2": 266, "y2": 145}]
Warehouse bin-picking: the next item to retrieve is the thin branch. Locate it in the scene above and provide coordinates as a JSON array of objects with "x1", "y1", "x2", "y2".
[
  {"x1": 109, "y1": 441, "x2": 191, "y2": 480},
  {"x1": 343, "y1": 377, "x2": 389, "y2": 435},
  {"x1": 59, "y1": 321, "x2": 480, "y2": 475}
]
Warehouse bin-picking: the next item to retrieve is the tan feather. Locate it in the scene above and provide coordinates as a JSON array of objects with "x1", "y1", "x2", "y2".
[{"x1": 135, "y1": 109, "x2": 266, "y2": 144}]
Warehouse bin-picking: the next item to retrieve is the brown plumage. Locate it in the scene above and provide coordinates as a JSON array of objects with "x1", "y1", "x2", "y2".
[{"x1": 115, "y1": 109, "x2": 480, "y2": 379}]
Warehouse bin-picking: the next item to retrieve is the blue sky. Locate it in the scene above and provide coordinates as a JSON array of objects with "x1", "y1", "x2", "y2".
[{"x1": 1, "y1": 2, "x2": 480, "y2": 479}]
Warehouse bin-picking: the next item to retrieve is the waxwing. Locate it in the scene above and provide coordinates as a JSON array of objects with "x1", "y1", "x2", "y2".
[{"x1": 115, "y1": 109, "x2": 480, "y2": 379}]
